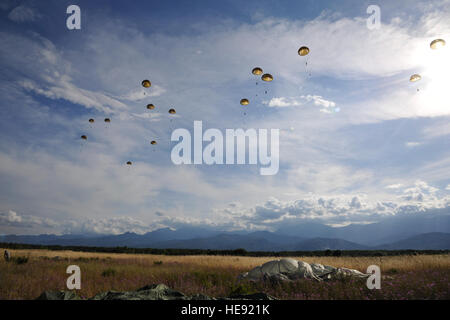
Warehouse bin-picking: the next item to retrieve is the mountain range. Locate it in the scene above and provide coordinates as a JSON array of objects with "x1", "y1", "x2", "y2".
[{"x1": 1, "y1": 214, "x2": 449, "y2": 251}]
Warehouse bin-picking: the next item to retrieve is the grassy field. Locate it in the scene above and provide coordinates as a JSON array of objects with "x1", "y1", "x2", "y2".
[{"x1": 1, "y1": 248, "x2": 449, "y2": 300}]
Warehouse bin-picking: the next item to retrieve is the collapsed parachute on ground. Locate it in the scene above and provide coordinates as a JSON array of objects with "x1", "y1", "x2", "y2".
[
  {"x1": 168, "y1": 108, "x2": 176, "y2": 114},
  {"x1": 238, "y1": 259, "x2": 369, "y2": 282},
  {"x1": 147, "y1": 104, "x2": 155, "y2": 110},
  {"x1": 88, "y1": 119, "x2": 94, "y2": 123},
  {"x1": 430, "y1": 39, "x2": 446, "y2": 49},
  {"x1": 298, "y1": 46, "x2": 310, "y2": 56},
  {"x1": 240, "y1": 98, "x2": 249, "y2": 105},
  {"x1": 81, "y1": 135, "x2": 87, "y2": 140},
  {"x1": 252, "y1": 67, "x2": 263, "y2": 75},
  {"x1": 104, "y1": 118, "x2": 111, "y2": 123},
  {"x1": 150, "y1": 140, "x2": 157, "y2": 145},
  {"x1": 410, "y1": 74, "x2": 421, "y2": 82},
  {"x1": 261, "y1": 73, "x2": 273, "y2": 82},
  {"x1": 141, "y1": 80, "x2": 151, "y2": 88},
  {"x1": 126, "y1": 161, "x2": 132, "y2": 165}
]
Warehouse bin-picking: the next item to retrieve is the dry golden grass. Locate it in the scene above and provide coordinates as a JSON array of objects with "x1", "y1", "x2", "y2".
[
  {"x1": 2, "y1": 248, "x2": 449, "y2": 272},
  {"x1": 1, "y1": 248, "x2": 449, "y2": 300}
]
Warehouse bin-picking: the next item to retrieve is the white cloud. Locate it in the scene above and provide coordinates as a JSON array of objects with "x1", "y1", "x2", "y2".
[
  {"x1": 209, "y1": 180, "x2": 450, "y2": 229},
  {"x1": 19, "y1": 79, "x2": 127, "y2": 114},
  {"x1": 3, "y1": 210, "x2": 22, "y2": 223},
  {"x1": 1, "y1": 180, "x2": 449, "y2": 235},
  {"x1": 301, "y1": 95, "x2": 336, "y2": 108},
  {"x1": 1, "y1": 4, "x2": 450, "y2": 236},
  {"x1": 0, "y1": 210, "x2": 58, "y2": 229},
  {"x1": 63, "y1": 217, "x2": 151, "y2": 235},
  {"x1": 264, "y1": 97, "x2": 304, "y2": 108},
  {"x1": 0, "y1": 32, "x2": 130, "y2": 115},
  {"x1": 8, "y1": 5, "x2": 41, "y2": 22},
  {"x1": 130, "y1": 112, "x2": 163, "y2": 121},
  {"x1": 264, "y1": 95, "x2": 338, "y2": 114},
  {"x1": 423, "y1": 121, "x2": 450, "y2": 139},
  {"x1": 386, "y1": 184, "x2": 403, "y2": 189},
  {"x1": 119, "y1": 86, "x2": 166, "y2": 101},
  {"x1": 406, "y1": 141, "x2": 422, "y2": 147}
]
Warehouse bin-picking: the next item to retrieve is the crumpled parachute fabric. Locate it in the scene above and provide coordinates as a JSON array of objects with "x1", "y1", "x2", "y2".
[{"x1": 239, "y1": 258, "x2": 369, "y2": 282}]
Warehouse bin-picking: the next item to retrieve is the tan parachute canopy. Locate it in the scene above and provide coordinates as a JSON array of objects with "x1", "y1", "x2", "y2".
[
  {"x1": 81, "y1": 135, "x2": 87, "y2": 140},
  {"x1": 151, "y1": 140, "x2": 157, "y2": 145},
  {"x1": 298, "y1": 46, "x2": 310, "y2": 56},
  {"x1": 410, "y1": 74, "x2": 421, "y2": 82},
  {"x1": 168, "y1": 108, "x2": 176, "y2": 114},
  {"x1": 261, "y1": 73, "x2": 273, "y2": 82},
  {"x1": 252, "y1": 67, "x2": 263, "y2": 75},
  {"x1": 104, "y1": 118, "x2": 111, "y2": 123},
  {"x1": 240, "y1": 98, "x2": 249, "y2": 105},
  {"x1": 147, "y1": 104, "x2": 155, "y2": 110},
  {"x1": 88, "y1": 119, "x2": 94, "y2": 123},
  {"x1": 430, "y1": 39, "x2": 446, "y2": 49},
  {"x1": 141, "y1": 79, "x2": 151, "y2": 88},
  {"x1": 126, "y1": 161, "x2": 132, "y2": 165}
]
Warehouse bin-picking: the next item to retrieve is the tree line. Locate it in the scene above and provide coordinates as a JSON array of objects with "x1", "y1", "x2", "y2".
[{"x1": 1, "y1": 242, "x2": 449, "y2": 257}]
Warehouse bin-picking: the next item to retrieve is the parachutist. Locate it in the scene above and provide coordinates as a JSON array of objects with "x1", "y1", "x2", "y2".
[
  {"x1": 298, "y1": 46, "x2": 310, "y2": 56},
  {"x1": 410, "y1": 74, "x2": 421, "y2": 82},
  {"x1": 430, "y1": 38, "x2": 446, "y2": 49},
  {"x1": 261, "y1": 73, "x2": 273, "y2": 82},
  {"x1": 240, "y1": 98, "x2": 249, "y2": 105},
  {"x1": 252, "y1": 67, "x2": 263, "y2": 75},
  {"x1": 141, "y1": 79, "x2": 151, "y2": 88}
]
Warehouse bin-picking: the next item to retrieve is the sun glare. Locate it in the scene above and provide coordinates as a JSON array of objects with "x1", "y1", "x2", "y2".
[{"x1": 416, "y1": 40, "x2": 450, "y2": 116}]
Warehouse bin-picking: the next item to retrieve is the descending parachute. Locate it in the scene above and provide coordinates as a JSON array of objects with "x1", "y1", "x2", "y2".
[
  {"x1": 430, "y1": 39, "x2": 446, "y2": 50},
  {"x1": 252, "y1": 67, "x2": 263, "y2": 75},
  {"x1": 150, "y1": 140, "x2": 157, "y2": 145},
  {"x1": 141, "y1": 80, "x2": 151, "y2": 88},
  {"x1": 88, "y1": 119, "x2": 94, "y2": 123},
  {"x1": 261, "y1": 73, "x2": 273, "y2": 82},
  {"x1": 168, "y1": 108, "x2": 176, "y2": 114},
  {"x1": 81, "y1": 135, "x2": 87, "y2": 140},
  {"x1": 410, "y1": 74, "x2": 421, "y2": 82},
  {"x1": 147, "y1": 104, "x2": 155, "y2": 110},
  {"x1": 104, "y1": 118, "x2": 111, "y2": 123},
  {"x1": 126, "y1": 161, "x2": 132, "y2": 165},
  {"x1": 298, "y1": 46, "x2": 310, "y2": 56},
  {"x1": 240, "y1": 98, "x2": 249, "y2": 105}
]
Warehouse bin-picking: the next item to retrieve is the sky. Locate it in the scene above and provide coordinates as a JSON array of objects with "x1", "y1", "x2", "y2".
[{"x1": 0, "y1": 0, "x2": 450, "y2": 235}]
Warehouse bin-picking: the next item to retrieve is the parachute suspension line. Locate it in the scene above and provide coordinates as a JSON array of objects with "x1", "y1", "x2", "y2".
[
  {"x1": 409, "y1": 74, "x2": 422, "y2": 93},
  {"x1": 168, "y1": 119, "x2": 173, "y2": 149},
  {"x1": 298, "y1": 46, "x2": 310, "y2": 76},
  {"x1": 168, "y1": 108, "x2": 176, "y2": 146},
  {"x1": 304, "y1": 57, "x2": 312, "y2": 77},
  {"x1": 305, "y1": 57, "x2": 309, "y2": 75},
  {"x1": 79, "y1": 136, "x2": 87, "y2": 153}
]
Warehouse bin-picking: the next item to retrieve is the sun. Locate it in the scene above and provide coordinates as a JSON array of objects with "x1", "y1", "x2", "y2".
[{"x1": 417, "y1": 41, "x2": 450, "y2": 116}]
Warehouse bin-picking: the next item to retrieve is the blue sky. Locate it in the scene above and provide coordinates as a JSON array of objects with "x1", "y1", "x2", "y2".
[{"x1": 0, "y1": 0, "x2": 450, "y2": 235}]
